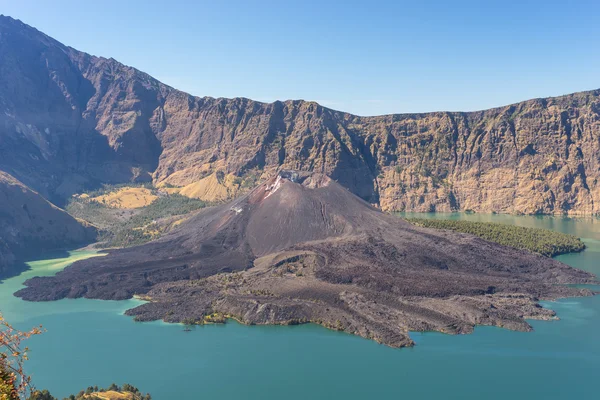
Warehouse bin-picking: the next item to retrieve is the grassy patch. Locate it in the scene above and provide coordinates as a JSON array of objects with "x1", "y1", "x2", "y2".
[
  {"x1": 67, "y1": 192, "x2": 208, "y2": 248},
  {"x1": 405, "y1": 218, "x2": 585, "y2": 257},
  {"x1": 90, "y1": 187, "x2": 158, "y2": 209},
  {"x1": 103, "y1": 194, "x2": 208, "y2": 247}
]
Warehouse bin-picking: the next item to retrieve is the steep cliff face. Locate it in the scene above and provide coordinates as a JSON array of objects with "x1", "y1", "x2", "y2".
[
  {"x1": 154, "y1": 93, "x2": 600, "y2": 214},
  {"x1": 0, "y1": 16, "x2": 165, "y2": 203},
  {"x1": 364, "y1": 93, "x2": 600, "y2": 214},
  {"x1": 1, "y1": 15, "x2": 599, "y2": 214},
  {"x1": 0, "y1": 171, "x2": 97, "y2": 274},
  {"x1": 153, "y1": 97, "x2": 381, "y2": 203}
]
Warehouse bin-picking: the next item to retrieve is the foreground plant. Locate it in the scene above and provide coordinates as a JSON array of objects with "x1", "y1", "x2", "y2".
[
  {"x1": 2, "y1": 315, "x2": 150, "y2": 400},
  {"x1": 0, "y1": 313, "x2": 44, "y2": 399}
]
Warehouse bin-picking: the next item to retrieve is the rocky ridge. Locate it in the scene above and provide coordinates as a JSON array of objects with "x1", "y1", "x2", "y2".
[{"x1": 0, "y1": 15, "x2": 599, "y2": 214}]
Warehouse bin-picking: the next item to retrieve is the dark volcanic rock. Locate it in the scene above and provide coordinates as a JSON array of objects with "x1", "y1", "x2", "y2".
[
  {"x1": 0, "y1": 16, "x2": 599, "y2": 213},
  {"x1": 16, "y1": 172, "x2": 596, "y2": 347},
  {"x1": 0, "y1": 171, "x2": 97, "y2": 275}
]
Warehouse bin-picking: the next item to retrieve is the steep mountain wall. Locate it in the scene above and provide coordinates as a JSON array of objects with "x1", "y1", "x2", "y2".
[
  {"x1": 153, "y1": 93, "x2": 600, "y2": 214},
  {"x1": 0, "y1": 171, "x2": 96, "y2": 274},
  {"x1": 1, "y1": 15, "x2": 598, "y2": 214}
]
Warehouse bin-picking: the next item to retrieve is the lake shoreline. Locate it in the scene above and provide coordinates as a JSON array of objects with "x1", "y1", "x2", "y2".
[
  {"x1": 9, "y1": 213, "x2": 598, "y2": 349},
  {"x1": 2, "y1": 213, "x2": 599, "y2": 399}
]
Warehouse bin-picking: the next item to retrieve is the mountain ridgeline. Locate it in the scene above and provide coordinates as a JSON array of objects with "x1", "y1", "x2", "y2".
[{"x1": 1, "y1": 15, "x2": 599, "y2": 215}]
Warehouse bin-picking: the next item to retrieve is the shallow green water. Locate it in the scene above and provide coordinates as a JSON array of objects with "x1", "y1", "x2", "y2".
[{"x1": 1, "y1": 214, "x2": 599, "y2": 399}]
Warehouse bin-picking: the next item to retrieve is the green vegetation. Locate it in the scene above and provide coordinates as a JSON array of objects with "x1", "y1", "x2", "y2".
[
  {"x1": 114, "y1": 193, "x2": 205, "y2": 229},
  {"x1": 248, "y1": 289, "x2": 275, "y2": 297},
  {"x1": 405, "y1": 218, "x2": 586, "y2": 257},
  {"x1": 67, "y1": 192, "x2": 208, "y2": 248},
  {"x1": 28, "y1": 382, "x2": 151, "y2": 400},
  {"x1": 179, "y1": 312, "x2": 230, "y2": 326},
  {"x1": 67, "y1": 196, "x2": 136, "y2": 230},
  {"x1": 101, "y1": 194, "x2": 208, "y2": 248},
  {"x1": 0, "y1": 365, "x2": 18, "y2": 400},
  {"x1": 240, "y1": 170, "x2": 260, "y2": 189},
  {"x1": 203, "y1": 313, "x2": 227, "y2": 324}
]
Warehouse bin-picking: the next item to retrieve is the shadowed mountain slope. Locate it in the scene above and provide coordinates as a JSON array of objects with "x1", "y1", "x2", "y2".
[
  {"x1": 0, "y1": 171, "x2": 96, "y2": 276},
  {"x1": 17, "y1": 172, "x2": 595, "y2": 347},
  {"x1": 0, "y1": 15, "x2": 599, "y2": 214}
]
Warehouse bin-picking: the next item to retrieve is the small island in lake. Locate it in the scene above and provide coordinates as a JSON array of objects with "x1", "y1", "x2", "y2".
[{"x1": 16, "y1": 171, "x2": 596, "y2": 347}]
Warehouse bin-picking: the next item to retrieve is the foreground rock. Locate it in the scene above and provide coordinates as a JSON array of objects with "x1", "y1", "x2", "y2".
[
  {"x1": 17, "y1": 172, "x2": 596, "y2": 347},
  {"x1": 1, "y1": 15, "x2": 599, "y2": 214},
  {"x1": 0, "y1": 171, "x2": 97, "y2": 276}
]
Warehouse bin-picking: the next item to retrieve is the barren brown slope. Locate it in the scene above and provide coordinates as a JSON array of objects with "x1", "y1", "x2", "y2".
[
  {"x1": 0, "y1": 15, "x2": 599, "y2": 214},
  {"x1": 16, "y1": 172, "x2": 595, "y2": 347},
  {"x1": 0, "y1": 171, "x2": 97, "y2": 276}
]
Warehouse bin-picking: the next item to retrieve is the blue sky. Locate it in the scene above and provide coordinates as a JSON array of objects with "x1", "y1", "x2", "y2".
[{"x1": 2, "y1": 0, "x2": 599, "y2": 116}]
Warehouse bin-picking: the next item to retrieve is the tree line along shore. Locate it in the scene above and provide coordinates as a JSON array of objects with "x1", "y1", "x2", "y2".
[{"x1": 404, "y1": 218, "x2": 586, "y2": 257}]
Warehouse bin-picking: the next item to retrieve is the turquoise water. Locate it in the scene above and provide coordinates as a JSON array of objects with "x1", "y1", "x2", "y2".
[{"x1": 0, "y1": 214, "x2": 599, "y2": 399}]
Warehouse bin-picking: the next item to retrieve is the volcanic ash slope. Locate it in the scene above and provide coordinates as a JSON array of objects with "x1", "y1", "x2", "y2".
[{"x1": 17, "y1": 172, "x2": 595, "y2": 347}]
